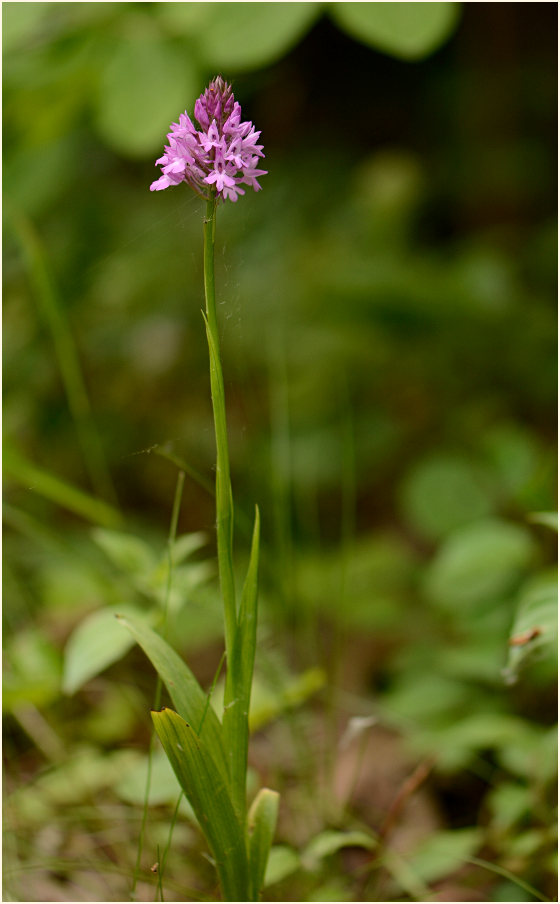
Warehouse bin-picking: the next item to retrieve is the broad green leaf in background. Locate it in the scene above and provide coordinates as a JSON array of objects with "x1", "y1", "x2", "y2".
[
  {"x1": 92, "y1": 528, "x2": 157, "y2": 576},
  {"x1": 504, "y1": 571, "x2": 558, "y2": 681},
  {"x1": 4, "y1": 627, "x2": 62, "y2": 712},
  {"x1": 399, "y1": 452, "x2": 496, "y2": 542},
  {"x1": 248, "y1": 787, "x2": 280, "y2": 899},
  {"x1": 117, "y1": 615, "x2": 229, "y2": 784},
  {"x1": 92, "y1": 527, "x2": 213, "y2": 614},
  {"x1": 482, "y1": 424, "x2": 543, "y2": 504},
  {"x1": 330, "y1": 2, "x2": 461, "y2": 61},
  {"x1": 308, "y1": 880, "x2": 353, "y2": 902},
  {"x1": 63, "y1": 605, "x2": 144, "y2": 695},
  {"x1": 496, "y1": 723, "x2": 557, "y2": 782},
  {"x1": 264, "y1": 845, "x2": 301, "y2": 888},
  {"x1": 115, "y1": 747, "x2": 194, "y2": 819},
  {"x1": 152, "y1": 708, "x2": 250, "y2": 902},
  {"x1": 405, "y1": 827, "x2": 483, "y2": 884},
  {"x1": 8, "y1": 746, "x2": 138, "y2": 814},
  {"x1": 95, "y1": 33, "x2": 199, "y2": 157},
  {"x1": 171, "y1": 531, "x2": 208, "y2": 565},
  {"x1": 302, "y1": 830, "x2": 376, "y2": 871},
  {"x1": 424, "y1": 518, "x2": 536, "y2": 611},
  {"x1": 193, "y1": 2, "x2": 322, "y2": 72},
  {"x1": 487, "y1": 782, "x2": 531, "y2": 833}
]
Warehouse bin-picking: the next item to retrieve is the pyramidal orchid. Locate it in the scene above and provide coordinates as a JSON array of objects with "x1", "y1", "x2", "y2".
[
  {"x1": 124, "y1": 77, "x2": 279, "y2": 902},
  {"x1": 150, "y1": 76, "x2": 267, "y2": 202}
]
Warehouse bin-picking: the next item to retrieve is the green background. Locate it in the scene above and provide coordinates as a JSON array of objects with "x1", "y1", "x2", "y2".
[{"x1": 3, "y1": 3, "x2": 557, "y2": 902}]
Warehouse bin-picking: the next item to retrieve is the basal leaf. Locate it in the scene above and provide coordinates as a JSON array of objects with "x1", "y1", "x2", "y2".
[
  {"x1": 117, "y1": 615, "x2": 229, "y2": 785},
  {"x1": 248, "y1": 787, "x2": 279, "y2": 898},
  {"x1": 152, "y1": 708, "x2": 249, "y2": 902}
]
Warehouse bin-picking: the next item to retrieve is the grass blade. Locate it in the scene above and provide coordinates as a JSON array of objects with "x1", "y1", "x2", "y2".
[
  {"x1": 9, "y1": 208, "x2": 116, "y2": 504},
  {"x1": 4, "y1": 445, "x2": 121, "y2": 528}
]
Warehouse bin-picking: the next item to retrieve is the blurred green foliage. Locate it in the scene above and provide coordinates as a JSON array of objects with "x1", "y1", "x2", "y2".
[{"x1": 3, "y1": 2, "x2": 556, "y2": 902}]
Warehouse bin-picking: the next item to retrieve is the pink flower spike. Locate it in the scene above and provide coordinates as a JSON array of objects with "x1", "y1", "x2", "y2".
[{"x1": 150, "y1": 76, "x2": 266, "y2": 203}]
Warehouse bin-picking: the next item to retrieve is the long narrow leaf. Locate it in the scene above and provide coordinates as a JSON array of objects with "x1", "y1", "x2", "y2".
[
  {"x1": 223, "y1": 506, "x2": 260, "y2": 815},
  {"x1": 248, "y1": 787, "x2": 279, "y2": 899},
  {"x1": 117, "y1": 615, "x2": 229, "y2": 786},
  {"x1": 152, "y1": 708, "x2": 250, "y2": 902}
]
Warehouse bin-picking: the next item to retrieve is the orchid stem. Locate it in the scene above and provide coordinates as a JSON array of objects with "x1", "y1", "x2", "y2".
[{"x1": 203, "y1": 194, "x2": 237, "y2": 683}]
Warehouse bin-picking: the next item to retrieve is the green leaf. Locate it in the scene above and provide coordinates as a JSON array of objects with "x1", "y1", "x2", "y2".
[
  {"x1": 115, "y1": 747, "x2": 194, "y2": 819},
  {"x1": 152, "y1": 708, "x2": 250, "y2": 902},
  {"x1": 482, "y1": 424, "x2": 542, "y2": 503},
  {"x1": 264, "y1": 845, "x2": 300, "y2": 887},
  {"x1": 117, "y1": 615, "x2": 229, "y2": 785},
  {"x1": 406, "y1": 827, "x2": 482, "y2": 884},
  {"x1": 505, "y1": 571, "x2": 558, "y2": 681},
  {"x1": 63, "y1": 605, "x2": 143, "y2": 695},
  {"x1": 249, "y1": 667, "x2": 327, "y2": 732},
  {"x1": 248, "y1": 788, "x2": 280, "y2": 898},
  {"x1": 487, "y1": 782, "x2": 530, "y2": 832},
  {"x1": 4, "y1": 628, "x2": 62, "y2": 712},
  {"x1": 330, "y1": 2, "x2": 460, "y2": 61},
  {"x1": 92, "y1": 528, "x2": 156, "y2": 576},
  {"x1": 399, "y1": 453, "x2": 496, "y2": 541},
  {"x1": 529, "y1": 511, "x2": 558, "y2": 532},
  {"x1": 95, "y1": 34, "x2": 199, "y2": 157},
  {"x1": 171, "y1": 532, "x2": 208, "y2": 566},
  {"x1": 194, "y1": 3, "x2": 321, "y2": 72},
  {"x1": 424, "y1": 518, "x2": 536, "y2": 611},
  {"x1": 302, "y1": 830, "x2": 376, "y2": 870}
]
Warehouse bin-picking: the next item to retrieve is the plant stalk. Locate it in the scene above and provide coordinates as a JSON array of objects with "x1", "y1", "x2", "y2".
[
  {"x1": 203, "y1": 196, "x2": 251, "y2": 826},
  {"x1": 203, "y1": 195, "x2": 237, "y2": 658}
]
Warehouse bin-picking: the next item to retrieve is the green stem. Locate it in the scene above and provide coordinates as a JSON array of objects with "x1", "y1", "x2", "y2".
[
  {"x1": 203, "y1": 195, "x2": 237, "y2": 655},
  {"x1": 203, "y1": 197, "x2": 242, "y2": 808}
]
